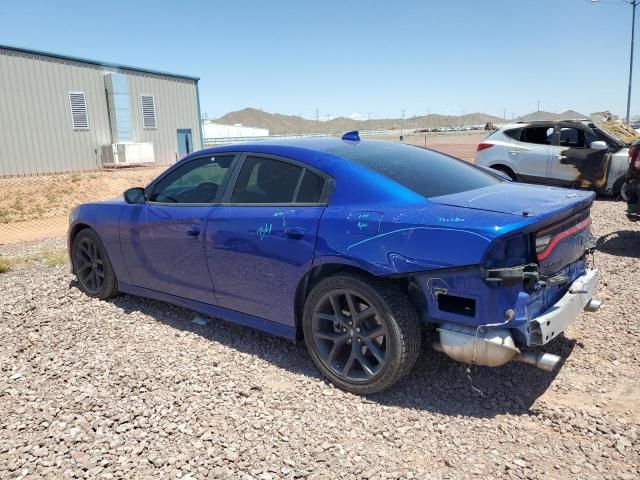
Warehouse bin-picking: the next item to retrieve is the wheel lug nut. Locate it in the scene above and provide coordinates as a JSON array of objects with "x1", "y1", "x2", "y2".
[
  {"x1": 357, "y1": 338, "x2": 362, "y2": 343},
  {"x1": 348, "y1": 321, "x2": 353, "y2": 326},
  {"x1": 356, "y1": 327, "x2": 361, "y2": 333},
  {"x1": 347, "y1": 339, "x2": 352, "y2": 344}
]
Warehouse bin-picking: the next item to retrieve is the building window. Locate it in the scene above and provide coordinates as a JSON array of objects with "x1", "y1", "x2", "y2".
[
  {"x1": 68, "y1": 92, "x2": 89, "y2": 130},
  {"x1": 141, "y1": 95, "x2": 157, "y2": 129}
]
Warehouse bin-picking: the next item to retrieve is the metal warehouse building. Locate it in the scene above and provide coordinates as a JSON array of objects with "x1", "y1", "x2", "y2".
[{"x1": 0, "y1": 45, "x2": 202, "y2": 176}]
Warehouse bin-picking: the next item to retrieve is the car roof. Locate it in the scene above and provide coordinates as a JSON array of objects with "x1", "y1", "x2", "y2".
[
  {"x1": 189, "y1": 137, "x2": 403, "y2": 174},
  {"x1": 504, "y1": 120, "x2": 590, "y2": 128}
]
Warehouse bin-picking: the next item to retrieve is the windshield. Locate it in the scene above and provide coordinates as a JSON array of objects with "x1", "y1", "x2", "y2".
[{"x1": 327, "y1": 142, "x2": 501, "y2": 198}]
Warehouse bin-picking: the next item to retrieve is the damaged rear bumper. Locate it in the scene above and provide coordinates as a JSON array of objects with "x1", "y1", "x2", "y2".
[
  {"x1": 432, "y1": 268, "x2": 601, "y2": 371},
  {"x1": 528, "y1": 268, "x2": 599, "y2": 345}
]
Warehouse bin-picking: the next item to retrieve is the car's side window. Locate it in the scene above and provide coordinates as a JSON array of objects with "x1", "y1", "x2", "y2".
[
  {"x1": 504, "y1": 128, "x2": 522, "y2": 141},
  {"x1": 150, "y1": 155, "x2": 234, "y2": 204},
  {"x1": 230, "y1": 156, "x2": 303, "y2": 204},
  {"x1": 296, "y1": 170, "x2": 325, "y2": 203},
  {"x1": 520, "y1": 127, "x2": 554, "y2": 145},
  {"x1": 558, "y1": 128, "x2": 601, "y2": 149},
  {"x1": 559, "y1": 128, "x2": 583, "y2": 148}
]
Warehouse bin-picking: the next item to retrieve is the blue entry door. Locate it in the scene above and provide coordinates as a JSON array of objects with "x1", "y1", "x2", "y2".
[
  {"x1": 204, "y1": 154, "x2": 329, "y2": 326},
  {"x1": 177, "y1": 129, "x2": 193, "y2": 158},
  {"x1": 119, "y1": 154, "x2": 237, "y2": 305},
  {"x1": 121, "y1": 203, "x2": 216, "y2": 304},
  {"x1": 206, "y1": 205, "x2": 324, "y2": 325}
]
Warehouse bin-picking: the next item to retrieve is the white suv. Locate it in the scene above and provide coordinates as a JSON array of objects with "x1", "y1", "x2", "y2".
[{"x1": 475, "y1": 115, "x2": 639, "y2": 196}]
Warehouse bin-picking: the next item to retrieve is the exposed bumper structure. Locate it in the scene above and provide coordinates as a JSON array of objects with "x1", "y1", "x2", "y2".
[
  {"x1": 527, "y1": 268, "x2": 599, "y2": 345},
  {"x1": 434, "y1": 268, "x2": 600, "y2": 371}
]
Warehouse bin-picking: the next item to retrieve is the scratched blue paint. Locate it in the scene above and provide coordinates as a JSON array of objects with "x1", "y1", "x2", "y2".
[{"x1": 69, "y1": 137, "x2": 595, "y2": 346}]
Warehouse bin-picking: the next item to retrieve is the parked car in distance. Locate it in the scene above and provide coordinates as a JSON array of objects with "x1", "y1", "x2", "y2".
[
  {"x1": 622, "y1": 139, "x2": 640, "y2": 219},
  {"x1": 475, "y1": 114, "x2": 640, "y2": 196},
  {"x1": 69, "y1": 133, "x2": 601, "y2": 393}
]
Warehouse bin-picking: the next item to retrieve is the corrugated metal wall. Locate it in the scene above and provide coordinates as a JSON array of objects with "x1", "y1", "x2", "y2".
[{"x1": 0, "y1": 48, "x2": 200, "y2": 176}]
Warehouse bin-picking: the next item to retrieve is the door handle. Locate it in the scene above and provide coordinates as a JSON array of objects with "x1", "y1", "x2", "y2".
[
  {"x1": 284, "y1": 226, "x2": 305, "y2": 239},
  {"x1": 508, "y1": 150, "x2": 520, "y2": 155},
  {"x1": 557, "y1": 155, "x2": 567, "y2": 161},
  {"x1": 186, "y1": 225, "x2": 201, "y2": 237}
]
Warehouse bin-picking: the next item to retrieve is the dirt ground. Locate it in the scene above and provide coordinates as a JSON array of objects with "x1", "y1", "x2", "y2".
[{"x1": 0, "y1": 199, "x2": 638, "y2": 479}]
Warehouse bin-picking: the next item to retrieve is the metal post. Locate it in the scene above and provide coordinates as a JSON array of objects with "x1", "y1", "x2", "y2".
[
  {"x1": 400, "y1": 109, "x2": 405, "y2": 141},
  {"x1": 627, "y1": 1, "x2": 637, "y2": 123}
]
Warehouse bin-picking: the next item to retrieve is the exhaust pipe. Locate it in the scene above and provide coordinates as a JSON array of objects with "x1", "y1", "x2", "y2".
[
  {"x1": 584, "y1": 299, "x2": 602, "y2": 312},
  {"x1": 434, "y1": 323, "x2": 563, "y2": 372},
  {"x1": 514, "y1": 351, "x2": 562, "y2": 372}
]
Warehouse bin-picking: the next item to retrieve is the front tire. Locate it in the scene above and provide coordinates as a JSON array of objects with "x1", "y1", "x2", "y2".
[
  {"x1": 302, "y1": 273, "x2": 421, "y2": 394},
  {"x1": 71, "y1": 228, "x2": 117, "y2": 300}
]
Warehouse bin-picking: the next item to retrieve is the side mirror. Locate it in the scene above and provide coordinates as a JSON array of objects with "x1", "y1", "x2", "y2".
[
  {"x1": 124, "y1": 187, "x2": 146, "y2": 204},
  {"x1": 591, "y1": 141, "x2": 608, "y2": 151}
]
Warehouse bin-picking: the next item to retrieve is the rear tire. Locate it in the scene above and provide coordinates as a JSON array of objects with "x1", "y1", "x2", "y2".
[
  {"x1": 302, "y1": 273, "x2": 421, "y2": 394},
  {"x1": 71, "y1": 228, "x2": 117, "y2": 300}
]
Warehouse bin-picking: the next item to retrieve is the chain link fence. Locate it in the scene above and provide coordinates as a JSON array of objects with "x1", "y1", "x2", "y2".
[
  {"x1": 0, "y1": 131, "x2": 482, "y2": 245},
  {"x1": 0, "y1": 165, "x2": 167, "y2": 244}
]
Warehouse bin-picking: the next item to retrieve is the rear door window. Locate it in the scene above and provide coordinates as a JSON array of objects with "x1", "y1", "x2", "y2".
[
  {"x1": 520, "y1": 127, "x2": 554, "y2": 145},
  {"x1": 230, "y1": 156, "x2": 303, "y2": 204},
  {"x1": 296, "y1": 170, "x2": 325, "y2": 203}
]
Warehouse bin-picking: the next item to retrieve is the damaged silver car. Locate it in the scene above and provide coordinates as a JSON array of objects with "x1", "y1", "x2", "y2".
[{"x1": 475, "y1": 112, "x2": 640, "y2": 196}]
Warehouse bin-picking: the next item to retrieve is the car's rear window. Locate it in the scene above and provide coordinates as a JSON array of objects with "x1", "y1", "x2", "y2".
[{"x1": 327, "y1": 142, "x2": 500, "y2": 198}]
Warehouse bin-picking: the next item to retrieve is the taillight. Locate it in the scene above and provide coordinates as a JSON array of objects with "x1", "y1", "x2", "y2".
[
  {"x1": 629, "y1": 145, "x2": 638, "y2": 165},
  {"x1": 535, "y1": 216, "x2": 592, "y2": 261},
  {"x1": 476, "y1": 143, "x2": 494, "y2": 152}
]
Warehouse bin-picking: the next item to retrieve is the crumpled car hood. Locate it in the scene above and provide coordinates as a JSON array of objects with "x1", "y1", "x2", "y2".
[{"x1": 591, "y1": 111, "x2": 640, "y2": 146}]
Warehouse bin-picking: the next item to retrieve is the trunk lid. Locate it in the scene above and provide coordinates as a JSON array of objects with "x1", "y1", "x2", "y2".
[
  {"x1": 431, "y1": 183, "x2": 595, "y2": 275},
  {"x1": 430, "y1": 182, "x2": 594, "y2": 219}
]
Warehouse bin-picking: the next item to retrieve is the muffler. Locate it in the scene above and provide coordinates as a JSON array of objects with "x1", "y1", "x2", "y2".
[{"x1": 434, "y1": 323, "x2": 562, "y2": 371}]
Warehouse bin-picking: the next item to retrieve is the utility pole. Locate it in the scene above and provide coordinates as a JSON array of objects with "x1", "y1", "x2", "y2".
[
  {"x1": 368, "y1": 112, "x2": 371, "y2": 135},
  {"x1": 593, "y1": 0, "x2": 638, "y2": 122},
  {"x1": 503, "y1": 108, "x2": 506, "y2": 121},
  {"x1": 427, "y1": 108, "x2": 430, "y2": 132},
  {"x1": 400, "y1": 109, "x2": 405, "y2": 141},
  {"x1": 298, "y1": 113, "x2": 302, "y2": 136},
  {"x1": 628, "y1": 0, "x2": 637, "y2": 122},
  {"x1": 537, "y1": 101, "x2": 540, "y2": 120}
]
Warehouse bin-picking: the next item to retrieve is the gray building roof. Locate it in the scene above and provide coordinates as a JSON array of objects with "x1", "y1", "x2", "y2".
[{"x1": 0, "y1": 44, "x2": 199, "y2": 82}]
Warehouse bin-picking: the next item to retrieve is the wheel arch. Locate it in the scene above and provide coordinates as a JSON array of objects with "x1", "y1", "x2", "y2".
[
  {"x1": 489, "y1": 163, "x2": 517, "y2": 180},
  {"x1": 68, "y1": 222, "x2": 92, "y2": 270},
  {"x1": 292, "y1": 261, "x2": 425, "y2": 342}
]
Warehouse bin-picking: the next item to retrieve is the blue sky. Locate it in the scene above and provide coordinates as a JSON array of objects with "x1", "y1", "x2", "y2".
[{"x1": 1, "y1": 0, "x2": 638, "y2": 120}]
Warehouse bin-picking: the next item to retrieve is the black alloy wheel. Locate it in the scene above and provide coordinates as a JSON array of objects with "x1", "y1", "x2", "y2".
[
  {"x1": 311, "y1": 289, "x2": 388, "y2": 381},
  {"x1": 72, "y1": 229, "x2": 117, "y2": 299},
  {"x1": 303, "y1": 273, "x2": 421, "y2": 394}
]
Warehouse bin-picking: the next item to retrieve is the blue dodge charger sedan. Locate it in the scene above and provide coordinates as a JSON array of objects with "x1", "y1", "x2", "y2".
[{"x1": 69, "y1": 133, "x2": 601, "y2": 393}]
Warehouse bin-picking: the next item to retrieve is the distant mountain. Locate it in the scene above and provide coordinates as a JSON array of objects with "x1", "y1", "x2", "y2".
[
  {"x1": 515, "y1": 110, "x2": 587, "y2": 122},
  {"x1": 213, "y1": 108, "x2": 506, "y2": 135}
]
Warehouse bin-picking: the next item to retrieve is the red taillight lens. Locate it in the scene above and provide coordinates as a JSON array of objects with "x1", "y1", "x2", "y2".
[
  {"x1": 476, "y1": 143, "x2": 494, "y2": 152},
  {"x1": 629, "y1": 145, "x2": 638, "y2": 164},
  {"x1": 535, "y1": 216, "x2": 592, "y2": 261}
]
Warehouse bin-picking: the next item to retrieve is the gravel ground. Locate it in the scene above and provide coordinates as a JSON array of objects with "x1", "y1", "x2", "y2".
[{"x1": 0, "y1": 199, "x2": 638, "y2": 479}]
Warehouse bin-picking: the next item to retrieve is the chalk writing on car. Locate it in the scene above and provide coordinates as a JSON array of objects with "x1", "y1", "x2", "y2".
[{"x1": 257, "y1": 223, "x2": 273, "y2": 240}]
